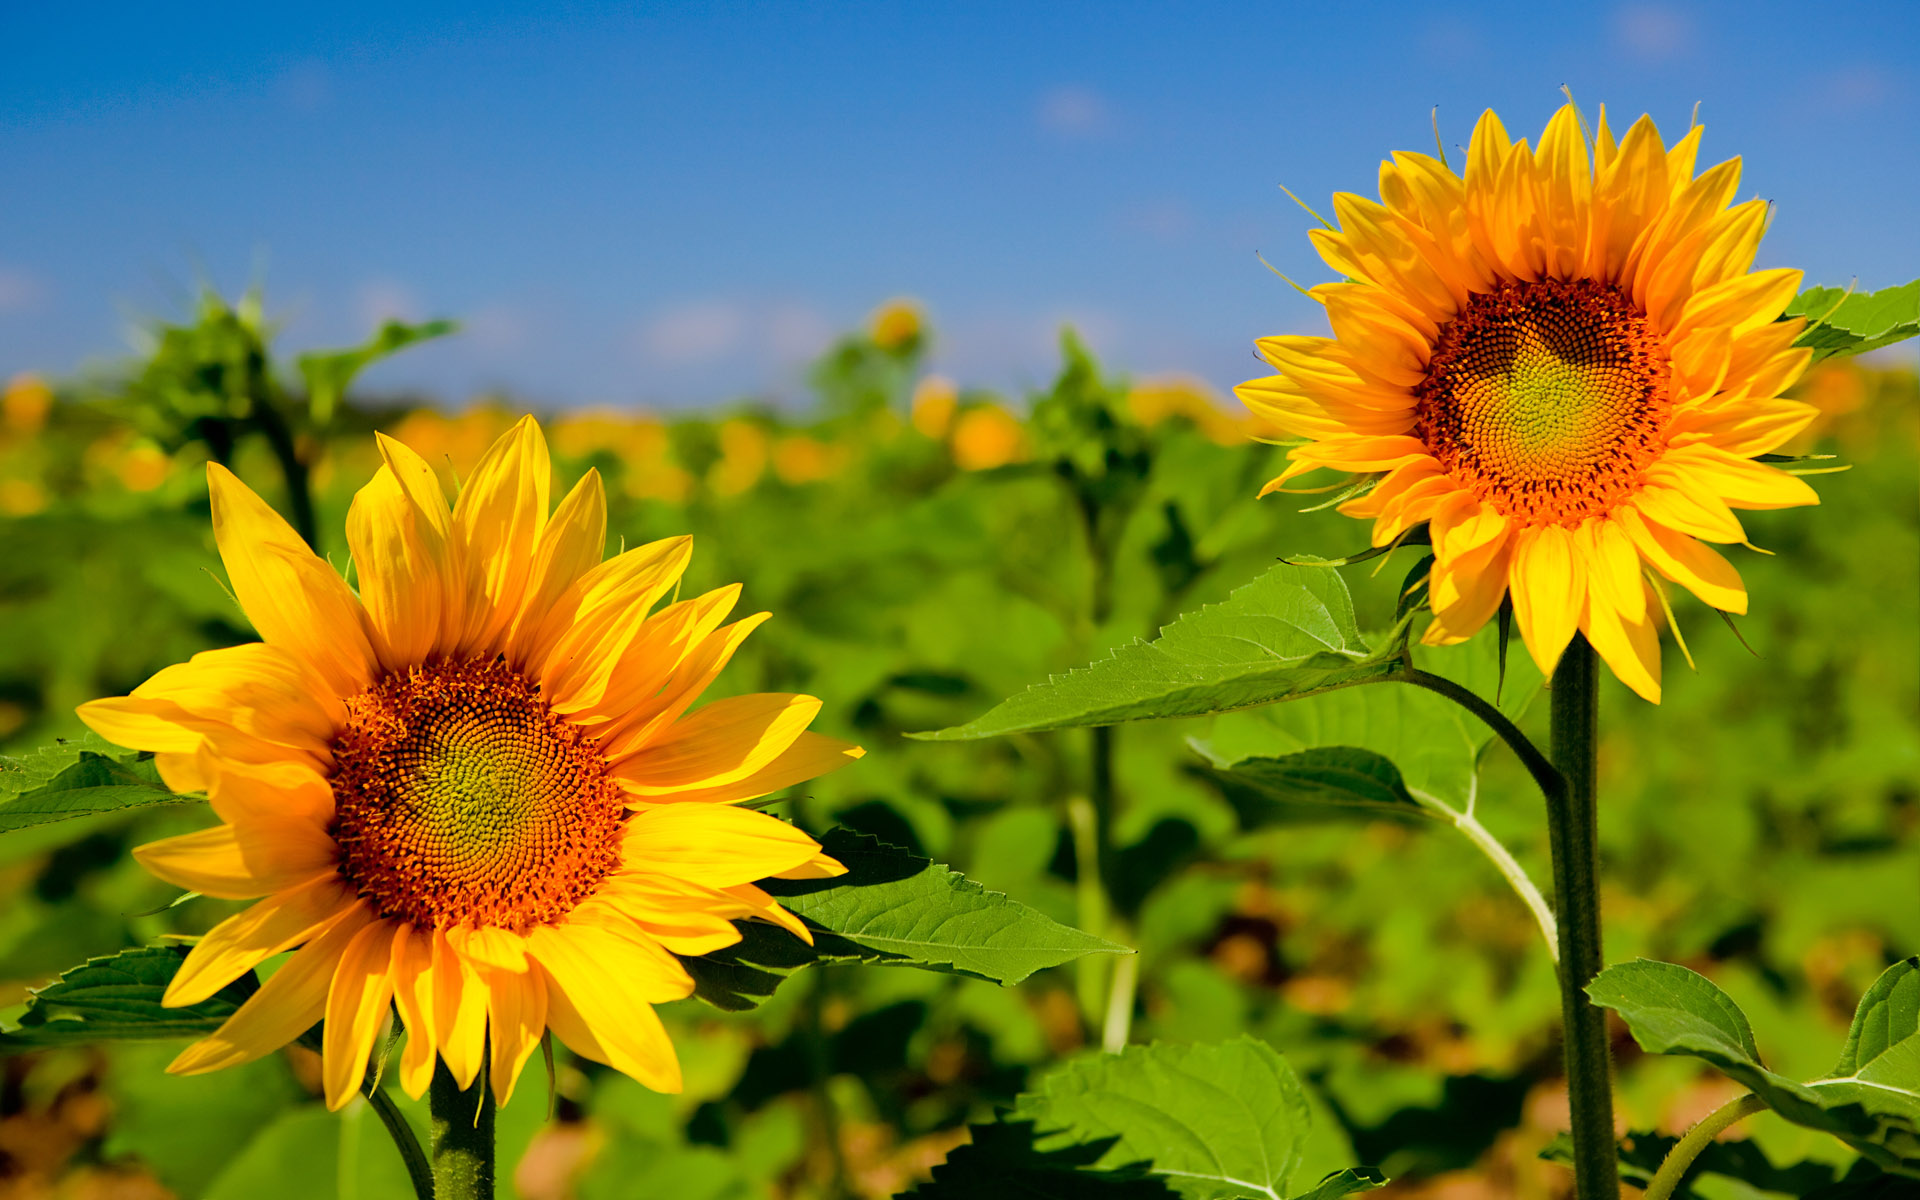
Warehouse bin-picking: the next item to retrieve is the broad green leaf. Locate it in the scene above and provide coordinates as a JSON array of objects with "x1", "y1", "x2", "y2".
[
  {"x1": 1541, "y1": 1128, "x2": 1880, "y2": 1199},
  {"x1": 1195, "y1": 631, "x2": 1544, "y2": 813},
  {"x1": 0, "y1": 733, "x2": 189, "y2": 833},
  {"x1": 910, "y1": 1120, "x2": 1183, "y2": 1198},
  {"x1": 0, "y1": 945, "x2": 257, "y2": 1048},
  {"x1": 913, "y1": 564, "x2": 1398, "y2": 741},
  {"x1": 684, "y1": 829, "x2": 1127, "y2": 1010},
  {"x1": 1785, "y1": 280, "x2": 1920, "y2": 362},
  {"x1": 1288, "y1": 1171, "x2": 1390, "y2": 1200},
  {"x1": 995, "y1": 1038, "x2": 1383, "y2": 1200},
  {"x1": 1200, "y1": 746, "x2": 1432, "y2": 826},
  {"x1": 1590, "y1": 959, "x2": 1920, "y2": 1178}
]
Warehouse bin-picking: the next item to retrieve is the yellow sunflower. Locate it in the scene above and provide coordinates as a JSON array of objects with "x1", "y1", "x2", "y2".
[
  {"x1": 78, "y1": 417, "x2": 864, "y2": 1110},
  {"x1": 1238, "y1": 102, "x2": 1820, "y2": 702}
]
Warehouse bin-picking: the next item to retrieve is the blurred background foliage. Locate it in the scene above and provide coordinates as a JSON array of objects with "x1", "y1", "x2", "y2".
[{"x1": 0, "y1": 293, "x2": 1913, "y2": 1199}]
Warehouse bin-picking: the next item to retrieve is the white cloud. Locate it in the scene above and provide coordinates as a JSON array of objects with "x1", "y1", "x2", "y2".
[
  {"x1": 767, "y1": 303, "x2": 835, "y2": 363},
  {"x1": 1613, "y1": 4, "x2": 1692, "y2": 61},
  {"x1": 1038, "y1": 85, "x2": 1112, "y2": 138},
  {"x1": 0, "y1": 269, "x2": 46, "y2": 315},
  {"x1": 636, "y1": 301, "x2": 745, "y2": 365},
  {"x1": 355, "y1": 279, "x2": 422, "y2": 328}
]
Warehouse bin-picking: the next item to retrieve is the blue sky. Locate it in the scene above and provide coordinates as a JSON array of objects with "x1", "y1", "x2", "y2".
[{"x1": 3, "y1": 2, "x2": 1915, "y2": 409}]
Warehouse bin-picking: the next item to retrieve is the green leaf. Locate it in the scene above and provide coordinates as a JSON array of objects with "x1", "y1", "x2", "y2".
[
  {"x1": 1194, "y1": 631, "x2": 1543, "y2": 814},
  {"x1": 928, "y1": 1039, "x2": 1383, "y2": 1200},
  {"x1": 684, "y1": 829, "x2": 1127, "y2": 1010},
  {"x1": 1784, "y1": 280, "x2": 1920, "y2": 361},
  {"x1": 913, "y1": 563, "x2": 1399, "y2": 741},
  {"x1": 1540, "y1": 1128, "x2": 1858, "y2": 1198},
  {"x1": 0, "y1": 733, "x2": 190, "y2": 834},
  {"x1": 1589, "y1": 959, "x2": 1920, "y2": 1178},
  {"x1": 1200, "y1": 746, "x2": 1432, "y2": 827},
  {"x1": 296, "y1": 318, "x2": 458, "y2": 422},
  {"x1": 0, "y1": 945, "x2": 257, "y2": 1048}
]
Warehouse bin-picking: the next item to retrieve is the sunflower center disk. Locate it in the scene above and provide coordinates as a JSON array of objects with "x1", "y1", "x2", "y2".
[
  {"x1": 329, "y1": 659, "x2": 625, "y2": 933},
  {"x1": 1414, "y1": 279, "x2": 1672, "y2": 526}
]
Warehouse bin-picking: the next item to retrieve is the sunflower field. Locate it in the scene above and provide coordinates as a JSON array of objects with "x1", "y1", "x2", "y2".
[{"x1": 3, "y1": 105, "x2": 1920, "y2": 1200}]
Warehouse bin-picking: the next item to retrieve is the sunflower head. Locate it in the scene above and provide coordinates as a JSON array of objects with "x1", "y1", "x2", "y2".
[
  {"x1": 1239, "y1": 102, "x2": 1820, "y2": 701},
  {"x1": 79, "y1": 417, "x2": 864, "y2": 1109}
]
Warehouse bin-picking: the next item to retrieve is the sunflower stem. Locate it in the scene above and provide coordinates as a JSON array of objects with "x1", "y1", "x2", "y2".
[
  {"x1": 1547, "y1": 636, "x2": 1619, "y2": 1199},
  {"x1": 429, "y1": 1062, "x2": 495, "y2": 1200}
]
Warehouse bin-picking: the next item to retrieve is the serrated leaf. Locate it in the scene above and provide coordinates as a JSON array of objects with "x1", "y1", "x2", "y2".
[
  {"x1": 1784, "y1": 280, "x2": 1920, "y2": 361},
  {"x1": 910, "y1": 1121, "x2": 1183, "y2": 1198},
  {"x1": 1835, "y1": 957, "x2": 1920, "y2": 1077},
  {"x1": 913, "y1": 564, "x2": 1399, "y2": 741},
  {"x1": 0, "y1": 734, "x2": 189, "y2": 834},
  {"x1": 0, "y1": 945, "x2": 257, "y2": 1048},
  {"x1": 987, "y1": 1038, "x2": 1383, "y2": 1200},
  {"x1": 1540, "y1": 1128, "x2": 1856, "y2": 1198},
  {"x1": 1590, "y1": 959, "x2": 1920, "y2": 1178},
  {"x1": 1200, "y1": 747, "x2": 1432, "y2": 827},
  {"x1": 1288, "y1": 1170, "x2": 1387, "y2": 1200},
  {"x1": 684, "y1": 829, "x2": 1127, "y2": 1010}
]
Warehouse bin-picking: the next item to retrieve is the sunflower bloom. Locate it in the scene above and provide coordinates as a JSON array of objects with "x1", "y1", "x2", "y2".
[
  {"x1": 1239, "y1": 103, "x2": 1820, "y2": 701},
  {"x1": 78, "y1": 417, "x2": 864, "y2": 1109}
]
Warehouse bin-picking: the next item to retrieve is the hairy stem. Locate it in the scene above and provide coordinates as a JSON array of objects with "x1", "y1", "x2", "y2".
[
  {"x1": 1548, "y1": 636, "x2": 1618, "y2": 1199},
  {"x1": 429, "y1": 1061, "x2": 496, "y2": 1200},
  {"x1": 1642, "y1": 1093, "x2": 1768, "y2": 1200},
  {"x1": 364, "y1": 1080, "x2": 434, "y2": 1200}
]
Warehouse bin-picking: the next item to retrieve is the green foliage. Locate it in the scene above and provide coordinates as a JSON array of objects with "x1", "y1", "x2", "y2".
[
  {"x1": 1542, "y1": 1128, "x2": 1895, "y2": 1198},
  {"x1": 915, "y1": 564, "x2": 1398, "y2": 741},
  {"x1": 0, "y1": 732, "x2": 186, "y2": 833},
  {"x1": 685, "y1": 828, "x2": 1127, "y2": 1009},
  {"x1": 0, "y1": 945, "x2": 257, "y2": 1047},
  {"x1": 297, "y1": 318, "x2": 458, "y2": 423},
  {"x1": 1200, "y1": 747, "x2": 1430, "y2": 825},
  {"x1": 1589, "y1": 958, "x2": 1920, "y2": 1177},
  {"x1": 915, "y1": 1039, "x2": 1385, "y2": 1199},
  {"x1": 1786, "y1": 280, "x2": 1920, "y2": 361}
]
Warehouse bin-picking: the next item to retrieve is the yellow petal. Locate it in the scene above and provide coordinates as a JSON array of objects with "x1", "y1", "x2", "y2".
[
  {"x1": 530, "y1": 924, "x2": 685, "y2": 1093},
  {"x1": 1662, "y1": 445, "x2": 1820, "y2": 511},
  {"x1": 614, "y1": 694, "x2": 822, "y2": 794},
  {"x1": 348, "y1": 464, "x2": 448, "y2": 671},
  {"x1": 625, "y1": 732, "x2": 865, "y2": 807},
  {"x1": 169, "y1": 903, "x2": 374, "y2": 1075},
  {"x1": 323, "y1": 920, "x2": 399, "y2": 1111},
  {"x1": 454, "y1": 415, "x2": 551, "y2": 658},
  {"x1": 165, "y1": 876, "x2": 360, "y2": 1007},
  {"x1": 134, "y1": 822, "x2": 335, "y2": 900},
  {"x1": 390, "y1": 925, "x2": 439, "y2": 1100},
  {"x1": 487, "y1": 967, "x2": 548, "y2": 1107},
  {"x1": 1630, "y1": 480, "x2": 1747, "y2": 544},
  {"x1": 1581, "y1": 584, "x2": 1663, "y2": 704},
  {"x1": 208, "y1": 463, "x2": 375, "y2": 697},
  {"x1": 1509, "y1": 525, "x2": 1584, "y2": 676},
  {"x1": 505, "y1": 468, "x2": 607, "y2": 658},
  {"x1": 621, "y1": 804, "x2": 825, "y2": 887},
  {"x1": 595, "y1": 609, "x2": 768, "y2": 757},
  {"x1": 202, "y1": 750, "x2": 334, "y2": 832},
  {"x1": 432, "y1": 927, "x2": 489, "y2": 1090},
  {"x1": 1577, "y1": 518, "x2": 1647, "y2": 624},
  {"x1": 1617, "y1": 507, "x2": 1748, "y2": 614},
  {"x1": 1534, "y1": 103, "x2": 1591, "y2": 279}
]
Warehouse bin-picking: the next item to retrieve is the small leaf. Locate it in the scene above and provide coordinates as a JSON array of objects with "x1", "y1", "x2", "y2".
[
  {"x1": 0, "y1": 734, "x2": 190, "y2": 834},
  {"x1": 1586, "y1": 959, "x2": 1763, "y2": 1070},
  {"x1": 913, "y1": 564, "x2": 1399, "y2": 741},
  {"x1": 1784, "y1": 280, "x2": 1920, "y2": 361},
  {"x1": 1290, "y1": 1170, "x2": 1388, "y2": 1200},
  {"x1": 684, "y1": 829, "x2": 1127, "y2": 1010},
  {"x1": 1200, "y1": 747, "x2": 1434, "y2": 827},
  {"x1": 0, "y1": 946, "x2": 256, "y2": 1048},
  {"x1": 1590, "y1": 959, "x2": 1920, "y2": 1178},
  {"x1": 1540, "y1": 1129, "x2": 1858, "y2": 1197},
  {"x1": 997, "y1": 1038, "x2": 1383, "y2": 1200},
  {"x1": 1834, "y1": 957, "x2": 1920, "y2": 1077},
  {"x1": 296, "y1": 318, "x2": 457, "y2": 422}
]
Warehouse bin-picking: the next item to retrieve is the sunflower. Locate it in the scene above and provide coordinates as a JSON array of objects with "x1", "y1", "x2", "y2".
[
  {"x1": 78, "y1": 417, "x2": 864, "y2": 1109},
  {"x1": 1238, "y1": 102, "x2": 1820, "y2": 701}
]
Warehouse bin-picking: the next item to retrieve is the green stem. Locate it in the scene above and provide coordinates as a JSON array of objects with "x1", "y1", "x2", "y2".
[
  {"x1": 364, "y1": 1081, "x2": 434, "y2": 1200},
  {"x1": 429, "y1": 1061, "x2": 496, "y2": 1200},
  {"x1": 1641, "y1": 1093, "x2": 1767, "y2": 1200},
  {"x1": 252, "y1": 398, "x2": 319, "y2": 551},
  {"x1": 1396, "y1": 668, "x2": 1562, "y2": 803},
  {"x1": 1067, "y1": 787, "x2": 1111, "y2": 1029},
  {"x1": 1547, "y1": 636, "x2": 1618, "y2": 1199}
]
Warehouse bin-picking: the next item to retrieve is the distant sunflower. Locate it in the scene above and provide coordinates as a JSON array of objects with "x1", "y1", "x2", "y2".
[
  {"x1": 80, "y1": 418, "x2": 863, "y2": 1109},
  {"x1": 1239, "y1": 102, "x2": 1819, "y2": 701}
]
